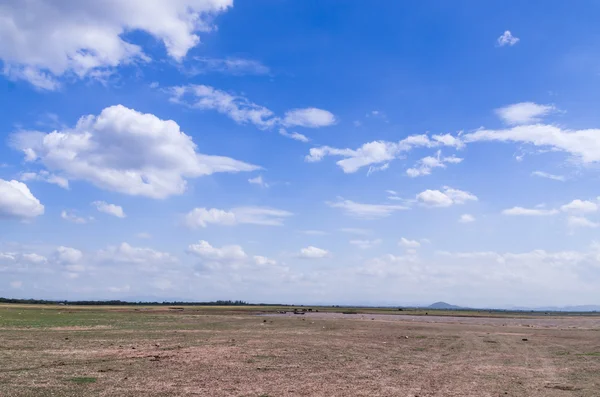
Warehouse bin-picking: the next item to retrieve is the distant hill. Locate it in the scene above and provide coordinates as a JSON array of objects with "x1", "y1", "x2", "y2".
[
  {"x1": 510, "y1": 305, "x2": 600, "y2": 312},
  {"x1": 428, "y1": 301, "x2": 462, "y2": 309}
]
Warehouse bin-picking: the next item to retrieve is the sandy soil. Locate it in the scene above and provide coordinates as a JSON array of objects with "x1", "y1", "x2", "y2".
[
  {"x1": 1, "y1": 310, "x2": 599, "y2": 396},
  {"x1": 267, "y1": 311, "x2": 600, "y2": 329}
]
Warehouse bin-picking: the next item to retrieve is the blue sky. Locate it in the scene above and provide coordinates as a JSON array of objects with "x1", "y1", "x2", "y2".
[{"x1": 2, "y1": 0, "x2": 600, "y2": 307}]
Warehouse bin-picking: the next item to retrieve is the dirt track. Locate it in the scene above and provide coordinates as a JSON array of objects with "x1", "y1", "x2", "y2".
[{"x1": 1, "y1": 309, "x2": 599, "y2": 396}]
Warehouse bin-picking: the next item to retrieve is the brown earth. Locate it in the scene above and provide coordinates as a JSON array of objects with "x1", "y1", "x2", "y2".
[{"x1": 0, "y1": 308, "x2": 599, "y2": 396}]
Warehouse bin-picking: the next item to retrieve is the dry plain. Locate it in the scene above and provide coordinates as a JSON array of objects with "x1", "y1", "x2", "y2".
[{"x1": 0, "y1": 305, "x2": 599, "y2": 396}]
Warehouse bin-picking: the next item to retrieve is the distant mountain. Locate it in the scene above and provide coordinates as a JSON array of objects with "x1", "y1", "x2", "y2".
[
  {"x1": 428, "y1": 301, "x2": 463, "y2": 309},
  {"x1": 509, "y1": 305, "x2": 600, "y2": 312}
]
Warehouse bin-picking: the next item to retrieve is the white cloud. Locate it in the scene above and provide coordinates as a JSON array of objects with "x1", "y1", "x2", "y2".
[
  {"x1": 92, "y1": 201, "x2": 126, "y2": 218},
  {"x1": 399, "y1": 238, "x2": 421, "y2": 249},
  {"x1": 169, "y1": 85, "x2": 335, "y2": 131},
  {"x1": 298, "y1": 246, "x2": 329, "y2": 259},
  {"x1": 463, "y1": 124, "x2": 600, "y2": 165},
  {"x1": 0, "y1": 0, "x2": 233, "y2": 89},
  {"x1": 282, "y1": 108, "x2": 336, "y2": 128},
  {"x1": 185, "y1": 208, "x2": 237, "y2": 228},
  {"x1": 248, "y1": 175, "x2": 268, "y2": 188},
  {"x1": 0, "y1": 179, "x2": 44, "y2": 219},
  {"x1": 339, "y1": 228, "x2": 372, "y2": 236},
  {"x1": 560, "y1": 199, "x2": 598, "y2": 214},
  {"x1": 230, "y1": 207, "x2": 293, "y2": 226},
  {"x1": 306, "y1": 133, "x2": 463, "y2": 173},
  {"x1": 349, "y1": 239, "x2": 382, "y2": 249},
  {"x1": 22, "y1": 253, "x2": 48, "y2": 264},
  {"x1": 531, "y1": 171, "x2": 565, "y2": 182},
  {"x1": 97, "y1": 243, "x2": 177, "y2": 266},
  {"x1": 20, "y1": 170, "x2": 69, "y2": 189},
  {"x1": 55, "y1": 246, "x2": 83, "y2": 265},
  {"x1": 459, "y1": 214, "x2": 476, "y2": 223},
  {"x1": 169, "y1": 84, "x2": 276, "y2": 129},
  {"x1": 253, "y1": 255, "x2": 277, "y2": 266},
  {"x1": 10, "y1": 105, "x2": 258, "y2": 199},
  {"x1": 367, "y1": 163, "x2": 390, "y2": 176},
  {"x1": 327, "y1": 198, "x2": 409, "y2": 218},
  {"x1": 567, "y1": 216, "x2": 599, "y2": 229},
  {"x1": 185, "y1": 206, "x2": 292, "y2": 228},
  {"x1": 187, "y1": 240, "x2": 247, "y2": 261},
  {"x1": 406, "y1": 150, "x2": 463, "y2": 177},
  {"x1": 278, "y1": 128, "x2": 310, "y2": 143},
  {"x1": 495, "y1": 102, "x2": 556, "y2": 125},
  {"x1": 416, "y1": 187, "x2": 477, "y2": 207},
  {"x1": 502, "y1": 207, "x2": 559, "y2": 216},
  {"x1": 61, "y1": 210, "x2": 90, "y2": 224},
  {"x1": 497, "y1": 30, "x2": 520, "y2": 47},
  {"x1": 188, "y1": 57, "x2": 269, "y2": 75},
  {"x1": 301, "y1": 230, "x2": 328, "y2": 236}
]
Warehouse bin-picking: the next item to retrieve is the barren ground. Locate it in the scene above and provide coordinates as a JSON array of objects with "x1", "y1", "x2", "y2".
[{"x1": 0, "y1": 305, "x2": 599, "y2": 396}]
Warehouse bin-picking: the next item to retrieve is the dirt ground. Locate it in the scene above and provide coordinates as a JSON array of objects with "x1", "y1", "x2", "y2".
[{"x1": 0, "y1": 306, "x2": 599, "y2": 396}]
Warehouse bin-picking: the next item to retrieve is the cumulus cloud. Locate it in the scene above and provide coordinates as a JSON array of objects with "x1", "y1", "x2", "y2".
[
  {"x1": 10, "y1": 105, "x2": 258, "y2": 198},
  {"x1": 497, "y1": 30, "x2": 520, "y2": 47},
  {"x1": 248, "y1": 175, "x2": 269, "y2": 188},
  {"x1": 567, "y1": 216, "x2": 599, "y2": 229},
  {"x1": 305, "y1": 133, "x2": 463, "y2": 173},
  {"x1": 92, "y1": 201, "x2": 126, "y2": 218},
  {"x1": 0, "y1": 0, "x2": 233, "y2": 89},
  {"x1": 20, "y1": 170, "x2": 69, "y2": 189},
  {"x1": 61, "y1": 210, "x2": 90, "y2": 224},
  {"x1": 282, "y1": 108, "x2": 336, "y2": 128},
  {"x1": 495, "y1": 102, "x2": 556, "y2": 125},
  {"x1": 327, "y1": 198, "x2": 408, "y2": 219},
  {"x1": 349, "y1": 239, "x2": 382, "y2": 249},
  {"x1": 399, "y1": 238, "x2": 421, "y2": 249},
  {"x1": 185, "y1": 206, "x2": 292, "y2": 228},
  {"x1": 97, "y1": 243, "x2": 177, "y2": 266},
  {"x1": 416, "y1": 187, "x2": 477, "y2": 207},
  {"x1": 406, "y1": 150, "x2": 463, "y2": 177},
  {"x1": 0, "y1": 179, "x2": 44, "y2": 219},
  {"x1": 278, "y1": 128, "x2": 310, "y2": 143},
  {"x1": 55, "y1": 246, "x2": 83, "y2": 265},
  {"x1": 459, "y1": 214, "x2": 476, "y2": 223},
  {"x1": 169, "y1": 85, "x2": 335, "y2": 131},
  {"x1": 298, "y1": 246, "x2": 329, "y2": 259},
  {"x1": 253, "y1": 255, "x2": 277, "y2": 266},
  {"x1": 188, "y1": 57, "x2": 269, "y2": 75},
  {"x1": 187, "y1": 240, "x2": 279, "y2": 271},
  {"x1": 502, "y1": 207, "x2": 559, "y2": 216},
  {"x1": 187, "y1": 240, "x2": 247, "y2": 261},
  {"x1": 531, "y1": 171, "x2": 565, "y2": 182},
  {"x1": 560, "y1": 199, "x2": 598, "y2": 214}
]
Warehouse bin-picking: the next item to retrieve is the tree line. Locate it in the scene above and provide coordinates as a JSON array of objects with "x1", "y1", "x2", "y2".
[{"x1": 0, "y1": 297, "x2": 260, "y2": 306}]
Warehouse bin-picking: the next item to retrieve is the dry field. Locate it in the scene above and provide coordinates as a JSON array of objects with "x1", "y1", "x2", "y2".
[{"x1": 0, "y1": 305, "x2": 599, "y2": 396}]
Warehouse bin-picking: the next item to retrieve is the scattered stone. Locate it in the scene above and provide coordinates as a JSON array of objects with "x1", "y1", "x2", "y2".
[{"x1": 522, "y1": 338, "x2": 528, "y2": 342}]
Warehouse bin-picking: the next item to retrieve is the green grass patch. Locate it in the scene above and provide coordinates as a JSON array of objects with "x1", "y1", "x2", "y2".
[{"x1": 576, "y1": 352, "x2": 600, "y2": 356}]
